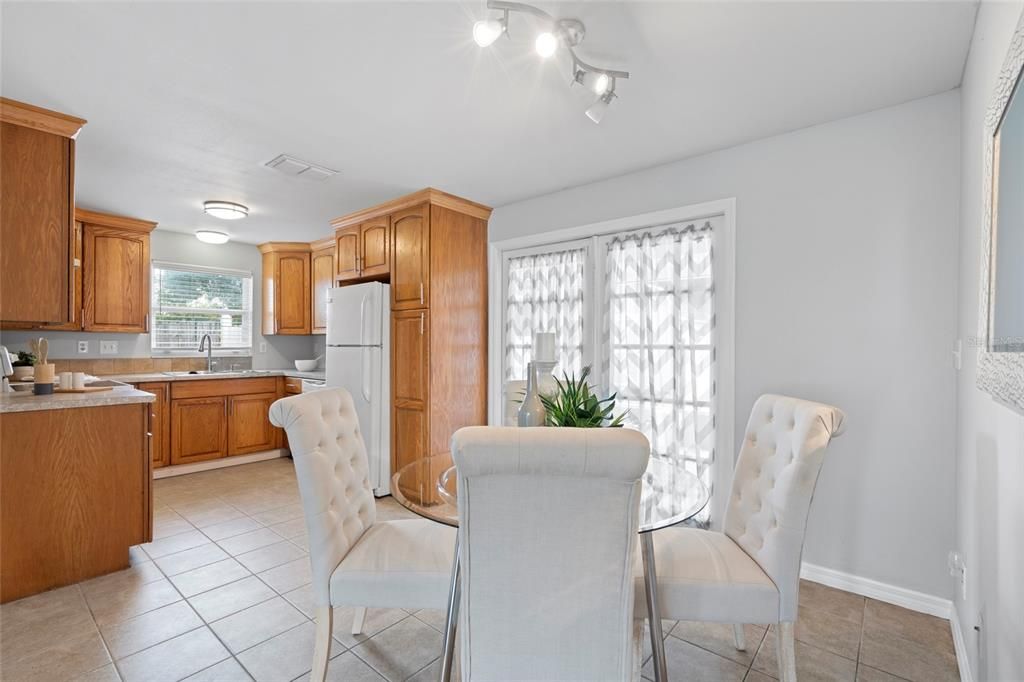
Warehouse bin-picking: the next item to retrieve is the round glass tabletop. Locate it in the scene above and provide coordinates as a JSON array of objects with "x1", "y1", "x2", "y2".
[{"x1": 391, "y1": 453, "x2": 709, "y2": 532}]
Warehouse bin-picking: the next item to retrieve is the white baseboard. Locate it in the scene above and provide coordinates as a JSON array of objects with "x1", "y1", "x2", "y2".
[
  {"x1": 951, "y1": 607, "x2": 974, "y2": 682},
  {"x1": 153, "y1": 449, "x2": 288, "y2": 479},
  {"x1": 799, "y1": 562, "x2": 952, "y2": 619}
]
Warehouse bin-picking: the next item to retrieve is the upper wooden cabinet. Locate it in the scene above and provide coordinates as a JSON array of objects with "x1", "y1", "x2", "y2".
[
  {"x1": 79, "y1": 209, "x2": 155, "y2": 332},
  {"x1": 333, "y1": 218, "x2": 391, "y2": 282},
  {"x1": 390, "y1": 206, "x2": 430, "y2": 310},
  {"x1": 259, "y1": 243, "x2": 311, "y2": 335},
  {"x1": 335, "y1": 226, "x2": 360, "y2": 282},
  {"x1": 360, "y1": 217, "x2": 390, "y2": 278},
  {"x1": 310, "y1": 237, "x2": 335, "y2": 335},
  {"x1": 0, "y1": 98, "x2": 85, "y2": 325}
]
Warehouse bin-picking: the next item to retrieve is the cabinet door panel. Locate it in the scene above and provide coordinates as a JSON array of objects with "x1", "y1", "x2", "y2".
[
  {"x1": 228, "y1": 392, "x2": 278, "y2": 456},
  {"x1": 0, "y1": 123, "x2": 72, "y2": 323},
  {"x1": 276, "y1": 253, "x2": 310, "y2": 334},
  {"x1": 171, "y1": 397, "x2": 227, "y2": 464},
  {"x1": 83, "y1": 225, "x2": 149, "y2": 332},
  {"x1": 137, "y1": 382, "x2": 170, "y2": 468},
  {"x1": 392, "y1": 310, "x2": 429, "y2": 404},
  {"x1": 311, "y1": 247, "x2": 334, "y2": 334},
  {"x1": 335, "y1": 226, "x2": 360, "y2": 282},
  {"x1": 360, "y1": 218, "x2": 390, "y2": 277},
  {"x1": 390, "y1": 205, "x2": 429, "y2": 310}
]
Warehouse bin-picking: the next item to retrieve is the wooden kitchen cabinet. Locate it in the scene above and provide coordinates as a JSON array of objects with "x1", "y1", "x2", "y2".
[
  {"x1": 392, "y1": 309, "x2": 429, "y2": 481},
  {"x1": 335, "y1": 225, "x2": 361, "y2": 282},
  {"x1": 390, "y1": 205, "x2": 429, "y2": 310},
  {"x1": 360, "y1": 217, "x2": 390, "y2": 277},
  {"x1": 330, "y1": 189, "x2": 491, "y2": 480},
  {"x1": 0, "y1": 98, "x2": 85, "y2": 326},
  {"x1": 1, "y1": 402, "x2": 151, "y2": 602},
  {"x1": 171, "y1": 396, "x2": 228, "y2": 465},
  {"x1": 259, "y1": 243, "x2": 311, "y2": 335},
  {"x1": 311, "y1": 237, "x2": 335, "y2": 334},
  {"x1": 228, "y1": 392, "x2": 279, "y2": 455},
  {"x1": 168, "y1": 377, "x2": 284, "y2": 466},
  {"x1": 333, "y1": 218, "x2": 390, "y2": 282},
  {"x1": 80, "y1": 209, "x2": 156, "y2": 332},
  {"x1": 137, "y1": 381, "x2": 170, "y2": 468}
]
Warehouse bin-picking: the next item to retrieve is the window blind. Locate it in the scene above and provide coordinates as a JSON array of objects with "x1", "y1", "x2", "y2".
[{"x1": 151, "y1": 262, "x2": 253, "y2": 353}]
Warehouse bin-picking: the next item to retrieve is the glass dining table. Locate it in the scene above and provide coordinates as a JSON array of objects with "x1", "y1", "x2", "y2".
[{"x1": 391, "y1": 454, "x2": 710, "y2": 682}]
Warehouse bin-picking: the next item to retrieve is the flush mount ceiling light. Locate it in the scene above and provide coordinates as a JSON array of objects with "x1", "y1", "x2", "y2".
[
  {"x1": 195, "y1": 230, "x2": 230, "y2": 244},
  {"x1": 472, "y1": 0, "x2": 629, "y2": 123},
  {"x1": 203, "y1": 200, "x2": 248, "y2": 220}
]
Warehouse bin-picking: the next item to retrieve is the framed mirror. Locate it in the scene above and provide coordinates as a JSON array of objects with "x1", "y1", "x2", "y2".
[{"x1": 978, "y1": 12, "x2": 1024, "y2": 411}]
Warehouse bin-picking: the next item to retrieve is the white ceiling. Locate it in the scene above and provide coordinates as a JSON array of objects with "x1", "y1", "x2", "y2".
[{"x1": 2, "y1": 1, "x2": 977, "y2": 244}]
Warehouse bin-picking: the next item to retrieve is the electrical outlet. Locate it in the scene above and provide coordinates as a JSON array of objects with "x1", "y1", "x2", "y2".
[
  {"x1": 99, "y1": 340, "x2": 118, "y2": 355},
  {"x1": 259, "y1": 342, "x2": 267, "y2": 353},
  {"x1": 77, "y1": 340, "x2": 89, "y2": 354},
  {"x1": 948, "y1": 550, "x2": 967, "y2": 600}
]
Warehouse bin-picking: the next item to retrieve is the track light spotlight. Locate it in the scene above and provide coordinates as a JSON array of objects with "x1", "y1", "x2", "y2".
[
  {"x1": 473, "y1": 16, "x2": 506, "y2": 47},
  {"x1": 472, "y1": 1, "x2": 629, "y2": 122},
  {"x1": 574, "y1": 68, "x2": 612, "y2": 95},
  {"x1": 585, "y1": 90, "x2": 615, "y2": 124},
  {"x1": 534, "y1": 31, "x2": 558, "y2": 58}
]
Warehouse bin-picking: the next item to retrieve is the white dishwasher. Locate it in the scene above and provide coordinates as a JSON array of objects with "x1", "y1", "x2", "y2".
[{"x1": 300, "y1": 378, "x2": 326, "y2": 393}]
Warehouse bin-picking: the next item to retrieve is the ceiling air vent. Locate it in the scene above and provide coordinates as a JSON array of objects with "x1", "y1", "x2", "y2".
[{"x1": 264, "y1": 154, "x2": 338, "y2": 181}]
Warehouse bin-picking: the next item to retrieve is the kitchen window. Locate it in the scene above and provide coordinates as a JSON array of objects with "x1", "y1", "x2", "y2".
[
  {"x1": 150, "y1": 262, "x2": 253, "y2": 355},
  {"x1": 491, "y1": 200, "x2": 735, "y2": 525}
]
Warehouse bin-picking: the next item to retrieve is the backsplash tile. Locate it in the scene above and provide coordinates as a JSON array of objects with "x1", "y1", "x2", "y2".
[{"x1": 45, "y1": 357, "x2": 251, "y2": 376}]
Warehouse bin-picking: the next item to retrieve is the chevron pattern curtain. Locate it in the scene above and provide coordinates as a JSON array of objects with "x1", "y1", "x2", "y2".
[
  {"x1": 603, "y1": 222, "x2": 716, "y2": 515},
  {"x1": 505, "y1": 248, "x2": 586, "y2": 381}
]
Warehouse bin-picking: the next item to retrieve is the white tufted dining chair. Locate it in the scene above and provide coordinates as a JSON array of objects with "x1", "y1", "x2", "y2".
[
  {"x1": 639, "y1": 394, "x2": 845, "y2": 682},
  {"x1": 269, "y1": 389, "x2": 456, "y2": 682},
  {"x1": 450, "y1": 426, "x2": 651, "y2": 681}
]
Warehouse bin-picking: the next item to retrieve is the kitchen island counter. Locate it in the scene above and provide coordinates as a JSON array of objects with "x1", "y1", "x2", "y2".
[{"x1": 0, "y1": 385, "x2": 155, "y2": 414}]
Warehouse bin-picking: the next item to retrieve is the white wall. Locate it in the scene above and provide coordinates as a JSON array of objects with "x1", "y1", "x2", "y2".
[
  {"x1": 0, "y1": 230, "x2": 314, "y2": 370},
  {"x1": 954, "y1": 3, "x2": 1024, "y2": 681},
  {"x1": 491, "y1": 91, "x2": 961, "y2": 599}
]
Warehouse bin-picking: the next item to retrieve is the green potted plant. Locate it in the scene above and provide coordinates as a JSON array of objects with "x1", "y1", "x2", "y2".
[
  {"x1": 540, "y1": 366, "x2": 627, "y2": 428},
  {"x1": 11, "y1": 351, "x2": 36, "y2": 382}
]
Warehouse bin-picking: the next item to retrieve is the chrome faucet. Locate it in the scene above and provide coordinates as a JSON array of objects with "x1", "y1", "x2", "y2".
[{"x1": 198, "y1": 334, "x2": 213, "y2": 372}]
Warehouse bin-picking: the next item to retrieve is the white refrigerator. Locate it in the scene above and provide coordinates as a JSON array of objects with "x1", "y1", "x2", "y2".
[{"x1": 326, "y1": 282, "x2": 390, "y2": 496}]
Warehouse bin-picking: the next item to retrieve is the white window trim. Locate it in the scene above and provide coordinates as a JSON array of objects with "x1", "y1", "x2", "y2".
[
  {"x1": 150, "y1": 260, "x2": 255, "y2": 357},
  {"x1": 488, "y1": 198, "x2": 736, "y2": 528}
]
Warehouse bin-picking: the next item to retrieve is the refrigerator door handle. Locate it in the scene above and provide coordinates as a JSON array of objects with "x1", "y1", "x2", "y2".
[
  {"x1": 361, "y1": 347, "x2": 372, "y2": 403},
  {"x1": 359, "y1": 294, "x2": 368, "y2": 347}
]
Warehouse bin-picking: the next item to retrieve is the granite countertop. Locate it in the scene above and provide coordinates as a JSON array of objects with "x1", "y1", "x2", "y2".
[
  {"x1": 98, "y1": 368, "x2": 326, "y2": 383},
  {"x1": 0, "y1": 385, "x2": 156, "y2": 414}
]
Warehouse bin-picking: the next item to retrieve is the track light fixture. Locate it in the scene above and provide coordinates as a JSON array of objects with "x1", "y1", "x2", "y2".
[{"x1": 473, "y1": 0, "x2": 629, "y2": 123}]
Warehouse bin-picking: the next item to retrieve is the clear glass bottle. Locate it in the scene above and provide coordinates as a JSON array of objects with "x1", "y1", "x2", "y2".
[{"x1": 517, "y1": 361, "x2": 546, "y2": 427}]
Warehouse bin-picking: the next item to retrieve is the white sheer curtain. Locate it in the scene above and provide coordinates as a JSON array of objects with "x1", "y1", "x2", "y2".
[
  {"x1": 504, "y1": 247, "x2": 586, "y2": 382},
  {"x1": 602, "y1": 222, "x2": 716, "y2": 512}
]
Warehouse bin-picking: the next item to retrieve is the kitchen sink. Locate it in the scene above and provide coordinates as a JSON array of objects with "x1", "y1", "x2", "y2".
[{"x1": 161, "y1": 370, "x2": 270, "y2": 377}]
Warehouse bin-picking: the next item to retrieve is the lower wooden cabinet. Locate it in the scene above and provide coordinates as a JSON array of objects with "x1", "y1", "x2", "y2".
[
  {"x1": 166, "y1": 377, "x2": 284, "y2": 467},
  {"x1": 228, "y1": 392, "x2": 279, "y2": 456},
  {"x1": 136, "y1": 382, "x2": 170, "y2": 468},
  {"x1": 171, "y1": 396, "x2": 228, "y2": 465}
]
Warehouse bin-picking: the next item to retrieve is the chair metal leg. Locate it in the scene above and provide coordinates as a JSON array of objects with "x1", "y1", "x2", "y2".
[
  {"x1": 776, "y1": 622, "x2": 797, "y2": 682},
  {"x1": 312, "y1": 606, "x2": 333, "y2": 682},
  {"x1": 439, "y1": 535, "x2": 461, "y2": 682},
  {"x1": 352, "y1": 607, "x2": 366, "y2": 635},
  {"x1": 641, "y1": 532, "x2": 669, "y2": 682},
  {"x1": 733, "y1": 623, "x2": 747, "y2": 651}
]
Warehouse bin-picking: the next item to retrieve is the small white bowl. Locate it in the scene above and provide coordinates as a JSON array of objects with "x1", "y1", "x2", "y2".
[{"x1": 294, "y1": 359, "x2": 318, "y2": 372}]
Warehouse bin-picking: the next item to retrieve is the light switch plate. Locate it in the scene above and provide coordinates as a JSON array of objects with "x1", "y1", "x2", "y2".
[
  {"x1": 259, "y1": 342, "x2": 267, "y2": 353},
  {"x1": 99, "y1": 340, "x2": 118, "y2": 355},
  {"x1": 77, "y1": 340, "x2": 89, "y2": 354}
]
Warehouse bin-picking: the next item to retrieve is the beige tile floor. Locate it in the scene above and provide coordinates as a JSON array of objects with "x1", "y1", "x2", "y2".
[{"x1": 0, "y1": 459, "x2": 960, "y2": 682}]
